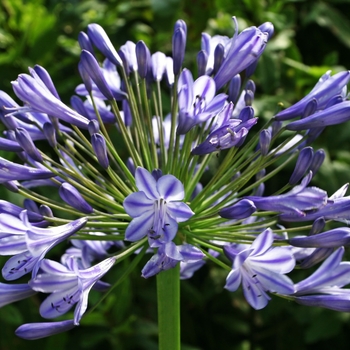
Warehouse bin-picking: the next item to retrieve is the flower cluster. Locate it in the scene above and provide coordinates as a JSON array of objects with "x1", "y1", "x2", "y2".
[{"x1": 0, "y1": 16, "x2": 350, "y2": 340}]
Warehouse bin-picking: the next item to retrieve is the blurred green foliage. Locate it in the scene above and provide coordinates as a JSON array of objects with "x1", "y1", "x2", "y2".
[{"x1": 2, "y1": 0, "x2": 350, "y2": 349}]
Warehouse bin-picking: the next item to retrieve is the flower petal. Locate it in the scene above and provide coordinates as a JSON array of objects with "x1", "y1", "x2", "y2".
[
  {"x1": 15, "y1": 320, "x2": 76, "y2": 340},
  {"x1": 157, "y1": 174, "x2": 184, "y2": 201},
  {"x1": 241, "y1": 273, "x2": 270, "y2": 310},
  {"x1": 250, "y1": 247, "x2": 295, "y2": 273},
  {"x1": 0, "y1": 282, "x2": 36, "y2": 307},
  {"x1": 224, "y1": 268, "x2": 242, "y2": 292},
  {"x1": 250, "y1": 228, "x2": 273, "y2": 256},
  {"x1": 123, "y1": 191, "x2": 154, "y2": 218},
  {"x1": 135, "y1": 167, "x2": 159, "y2": 199},
  {"x1": 251, "y1": 266, "x2": 294, "y2": 294},
  {"x1": 167, "y1": 201, "x2": 194, "y2": 222},
  {"x1": 125, "y1": 211, "x2": 154, "y2": 241},
  {"x1": 39, "y1": 286, "x2": 80, "y2": 319}
]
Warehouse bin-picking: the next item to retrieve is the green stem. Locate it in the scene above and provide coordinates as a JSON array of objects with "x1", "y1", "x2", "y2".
[{"x1": 156, "y1": 265, "x2": 181, "y2": 350}]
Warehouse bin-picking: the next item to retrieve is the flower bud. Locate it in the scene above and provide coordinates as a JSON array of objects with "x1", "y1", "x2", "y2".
[
  {"x1": 302, "y1": 99, "x2": 317, "y2": 118},
  {"x1": 78, "y1": 31, "x2": 95, "y2": 55},
  {"x1": 172, "y1": 20, "x2": 187, "y2": 75},
  {"x1": 15, "y1": 127, "x2": 42, "y2": 162},
  {"x1": 228, "y1": 74, "x2": 241, "y2": 103},
  {"x1": 59, "y1": 182, "x2": 93, "y2": 214},
  {"x1": 87, "y1": 23, "x2": 122, "y2": 66},
  {"x1": 78, "y1": 61, "x2": 92, "y2": 93},
  {"x1": 219, "y1": 199, "x2": 257, "y2": 220},
  {"x1": 309, "y1": 217, "x2": 326, "y2": 235},
  {"x1": 289, "y1": 147, "x2": 314, "y2": 185},
  {"x1": 197, "y1": 50, "x2": 208, "y2": 77},
  {"x1": 212, "y1": 43, "x2": 225, "y2": 75},
  {"x1": 289, "y1": 228, "x2": 350, "y2": 248},
  {"x1": 299, "y1": 248, "x2": 333, "y2": 269},
  {"x1": 309, "y1": 149, "x2": 325, "y2": 176},
  {"x1": 88, "y1": 120, "x2": 100, "y2": 135},
  {"x1": 152, "y1": 51, "x2": 166, "y2": 81},
  {"x1": 136, "y1": 41, "x2": 151, "y2": 79},
  {"x1": 24, "y1": 199, "x2": 39, "y2": 214},
  {"x1": 244, "y1": 89, "x2": 254, "y2": 106},
  {"x1": 91, "y1": 133, "x2": 109, "y2": 169},
  {"x1": 39, "y1": 205, "x2": 53, "y2": 217},
  {"x1": 259, "y1": 129, "x2": 271, "y2": 156},
  {"x1": 80, "y1": 50, "x2": 114, "y2": 100},
  {"x1": 33, "y1": 65, "x2": 60, "y2": 100},
  {"x1": 43, "y1": 122, "x2": 57, "y2": 148},
  {"x1": 3, "y1": 181, "x2": 19, "y2": 193}
]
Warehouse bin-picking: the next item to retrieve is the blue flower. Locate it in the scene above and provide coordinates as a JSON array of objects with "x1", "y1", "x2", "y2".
[
  {"x1": 281, "y1": 183, "x2": 350, "y2": 222},
  {"x1": 0, "y1": 211, "x2": 87, "y2": 280},
  {"x1": 275, "y1": 70, "x2": 350, "y2": 121},
  {"x1": 176, "y1": 69, "x2": 227, "y2": 134},
  {"x1": 222, "y1": 172, "x2": 327, "y2": 219},
  {"x1": 291, "y1": 247, "x2": 350, "y2": 312},
  {"x1": 123, "y1": 167, "x2": 194, "y2": 247},
  {"x1": 0, "y1": 282, "x2": 36, "y2": 307},
  {"x1": 141, "y1": 242, "x2": 204, "y2": 278},
  {"x1": 224, "y1": 228, "x2": 295, "y2": 309},
  {"x1": 214, "y1": 18, "x2": 269, "y2": 90},
  {"x1": 191, "y1": 104, "x2": 257, "y2": 155},
  {"x1": 29, "y1": 256, "x2": 116, "y2": 324},
  {"x1": 12, "y1": 71, "x2": 90, "y2": 129},
  {"x1": 16, "y1": 320, "x2": 76, "y2": 340}
]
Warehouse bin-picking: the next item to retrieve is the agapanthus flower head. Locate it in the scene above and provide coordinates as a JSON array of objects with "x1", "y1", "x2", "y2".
[{"x1": 1, "y1": 15, "x2": 350, "y2": 342}]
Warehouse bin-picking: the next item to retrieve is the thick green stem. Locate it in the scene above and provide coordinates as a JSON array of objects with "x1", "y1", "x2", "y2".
[{"x1": 156, "y1": 265, "x2": 181, "y2": 350}]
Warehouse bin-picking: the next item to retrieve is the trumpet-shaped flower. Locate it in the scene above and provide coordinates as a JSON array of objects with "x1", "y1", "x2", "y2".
[
  {"x1": 292, "y1": 247, "x2": 350, "y2": 312},
  {"x1": 176, "y1": 69, "x2": 227, "y2": 134},
  {"x1": 29, "y1": 256, "x2": 116, "y2": 324},
  {"x1": 221, "y1": 172, "x2": 327, "y2": 219},
  {"x1": 224, "y1": 228, "x2": 295, "y2": 309}
]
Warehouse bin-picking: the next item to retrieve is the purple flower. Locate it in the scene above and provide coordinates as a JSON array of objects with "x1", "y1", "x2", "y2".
[
  {"x1": 29, "y1": 256, "x2": 116, "y2": 324},
  {"x1": 87, "y1": 23, "x2": 122, "y2": 66},
  {"x1": 281, "y1": 183, "x2": 350, "y2": 222},
  {"x1": 219, "y1": 199, "x2": 257, "y2": 220},
  {"x1": 176, "y1": 69, "x2": 227, "y2": 134},
  {"x1": 123, "y1": 167, "x2": 194, "y2": 247},
  {"x1": 191, "y1": 104, "x2": 257, "y2": 155},
  {"x1": 80, "y1": 50, "x2": 114, "y2": 100},
  {"x1": 224, "y1": 228, "x2": 295, "y2": 309},
  {"x1": 141, "y1": 242, "x2": 204, "y2": 278},
  {"x1": 59, "y1": 182, "x2": 94, "y2": 214},
  {"x1": 286, "y1": 101, "x2": 350, "y2": 131},
  {"x1": 16, "y1": 320, "x2": 76, "y2": 340},
  {"x1": 1, "y1": 212, "x2": 87, "y2": 280},
  {"x1": 119, "y1": 41, "x2": 138, "y2": 75},
  {"x1": 172, "y1": 20, "x2": 187, "y2": 75},
  {"x1": 0, "y1": 157, "x2": 53, "y2": 183},
  {"x1": 201, "y1": 33, "x2": 230, "y2": 75},
  {"x1": 275, "y1": 70, "x2": 350, "y2": 121},
  {"x1": 242, "y1": 172, "x2": 327, "y2": 217},
  {"x1": 0, "y1": 282, "x2": 36, "y2": 307},
  {"x1": 289, "y1": 227, "x2": 350, "y2": 248},
  {"x1": 12, "y1": 73, "x2": 90, "y2": 129},
  {"x1": 291, "y1": 247, "x2": 350, "y2": 312},
  {"x1": 289, "y1": 147, "x2": 314, "y2": 185},
  {"x1": 214, "y1": 18, "x2": 269, "y2": 90}
]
